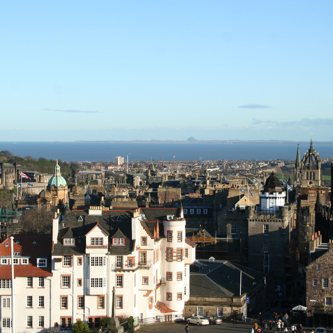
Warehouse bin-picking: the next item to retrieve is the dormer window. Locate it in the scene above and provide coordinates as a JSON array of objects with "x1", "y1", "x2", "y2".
[
  {"x1": 22, "y1": 258, "x2": 29, "y2": 265},
  {"x1": 64, "y1": 238, "x2": 75, "y2": 246},
  {"x1": 91, "y1": 237, "x2": 103, "y2": 246},
  {"x1": 1, "y1": 258, "x2": 9, "y2": 265},
  {"x1": 37, "y1": 258, "x2": 47, "y2": 267},
  {"x1": 112, "y1": 238, "x2": 125, "y2": 245}
]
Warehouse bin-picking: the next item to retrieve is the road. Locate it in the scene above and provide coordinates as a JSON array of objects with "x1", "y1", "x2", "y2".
[{"x1": 137, "y1": 321, "x2": 314, "y2": 333}]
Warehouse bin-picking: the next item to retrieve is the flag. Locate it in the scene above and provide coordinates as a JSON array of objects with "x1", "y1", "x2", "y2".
[
  {"x1": 21, "y1": 172, "x2": 30, "y2": 179},
  {"x1": 28, "y1": 183, "x2": 34, "y2": 187},
  {"x1": 249, "y1": 189, "x2": 254, "y2": 197},
  {"x1": 288, "y1": 185, "x2": 293, "y2": 191},
  {"x1": 17, "y1": 184, "x2": 22, "y2": 188},
  {"x1": 240, "y1": 187, "x2": 245, "y2": 193}
]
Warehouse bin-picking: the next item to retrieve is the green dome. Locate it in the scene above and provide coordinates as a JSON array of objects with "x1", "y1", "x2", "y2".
[
  {"x1": 48, "y1": 175, "x2": 67, "y2": 187},
  {"x1": 48, "y1": 160, "x2": 67, "y2": 187}
]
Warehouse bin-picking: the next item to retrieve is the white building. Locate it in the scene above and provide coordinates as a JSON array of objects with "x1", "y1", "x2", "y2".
[
  {"x1": 115, "y1": 156, "x2": 125, "y2": 166},
  {"x1": 0, "y1": 207, "x2": 196, "y2": 332}
]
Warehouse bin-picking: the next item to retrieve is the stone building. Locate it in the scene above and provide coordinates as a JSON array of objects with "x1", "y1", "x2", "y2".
[
  {"x1": 225, "y1": 173, "x2": 297, "y2": 297},
  {"x1": 306, "y1": 240, "x2": 333, "y2": 327},
  {"x1": 0, "y1": 162, "x2": 18, "y2": 190}
]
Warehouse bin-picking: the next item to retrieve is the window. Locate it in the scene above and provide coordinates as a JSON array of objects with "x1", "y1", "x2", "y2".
[
  {"x1": 196, "y1": 209, "x2": 201, "y2": 214},
  {"x1": 38, "y1": 277, "x2": 45, "y2": 287},
  {"x1": 22, "y1": 258, "x2": 28, "y2": 265},
  {"x1": 77, "y1": 278, "x2": 82, "y2": 287},
  {"x1": 13, "y1": 258, "x2": 19, "y2": 265},
  {"x1": 61, "y1": 275, "x2": 70, "y2": 288},
  {"x1": 203, "y1": 209, "x2": 208, "y2": 214},
  {"x1": 184, "y1": 286, "x2": 187, "y2": 295},
  {"x1": 167, "y1": 248, "x2": 172, "y2": 262},
  {"x1": 27, "y1": 277, "x2": 33, "y2": 287},
  {"x1": 177, "y1": 292, "x2": 182, "y2": 300},
  {"x1": 38, "y1": 316, "x2": 44, "y2": 328},
  {"x1": 0, "y1": 279, "x2": 12, "y2": 288},
  {"x1": 2, "y1": 297, "x2": 10, "y2": 308},
  {"x1": 197, "y1": 307, "x2": 203, "y2": 315},
  {"x1": 166, "y1": 292, "x2": 172, "y2": 301},
  {"x1": 142, "y1": 277, "x2": 149, "y2": 285},
  {"x1": 27, "y1": 295, "x2": 33, "y2": 307},
  {"x1": 167, "y1": 231, "x2": 172, "y2": 242},
  {"x1": 116, "y1": 275, "x2": 123, "y2": 287},
  {"x1": 140, "y1": 252, "x2": 146, "y2": 265},
  {"x1": 78, "y1": 296, "x2": 84, "y2": 308},
  {"x1": 91, "y1": 278, "x2": 105, "y2": 288},
  {"x1": 177, "y1": 272, "x2": 182, "y2": 281},
  {"x1": 167, "y1": 272, "x2": 172, "y2": 281},
  {"x1": 1, "y1": 258, "x2": 9, "y2": 265},
  {"x1": 217, "y1": 307, "x2": 223, "y2": 317},
  {"x1": 190, "y1": 209, "x2": 194, "y2": 214},
  {"x1": 141, "y1": 237, "x2": 147, "y2": 246},
  {"x1": 61, "y1": 296, "x2": 68, "y2": 309},
  {"x1": 263, "y1": 224, "x2": 269, "y2": 235},
  {"x1": 116, "y1": 256, "x2": 123, "y2": 268},
  {"x1": 128, "y1": 259, "x2": 133, "y2": 267},
  {"x1": 91, "y1": 257, "x2": 106, "y2": 266},
  {"x1": 183, "y1": 209, "x2": 188, "y2": 214},
  {"x1": 326, "y1": 297, "x2": 332, "y2": 306},
  {"x1": 77, "y1": 257, "x2": 82, "y2": 266},
  {"x1": 91, "y1": 237, "x2": 103, "y2": 246},
  {"x1": 61, "y1": 317, "x2": 72, "y2": 330},
  {"x1": 116, "y1": 296, "x2": 123, "y2": 308},
  {"x1": 185, "y1": 248, "x2": 189, "y2": 258},
  {"x1": 177, "y1": 249, "x2": 182, "y2": 261},
  {"x1": 98, "y1": 296, "x2": 105, "y2": 309},
  {"x1": 317, "y1": 264, "x2": 321, "y2": 270},
  {"x1": 37, "y1": 258, "x2": 47, "y2": 267},
  {"x1": 177, "y1": 231, "x2": 182, "y2": 242},
  {"x1": 113, "y1": 238, "x2": 125, "y2": 245},
  {"x1": 39, "y1": 296, "x2": 44, "y2": 308},
  {"x1": 2, "y1": 318, "x2": 11, "y2": 328},
  {"x1": 323, "y1": 278, "x2": 329, "y2": 289},
  {"x1": 313, "y1": 279, "x2": 318, "y2": 287},
  {"x1": 64, "y1": 238, "x2": 75, "y2": 246},
  {"x1": 27, "y1": 316, "x2": 33, "y2": 328},
  {"x1": 63, "y1": 255, "x2": 72, "y2": 267},
  {"x1": 231, "y1": 223, "x2": 237, "y2": 235}
]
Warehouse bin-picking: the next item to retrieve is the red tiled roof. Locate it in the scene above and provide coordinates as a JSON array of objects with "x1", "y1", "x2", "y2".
[
  {"x1": 0, "y1": 235, "x2": 52, "y2": 278},
  {"x1": 155, "y1": 301, "x2": 176, "y2": 313}
]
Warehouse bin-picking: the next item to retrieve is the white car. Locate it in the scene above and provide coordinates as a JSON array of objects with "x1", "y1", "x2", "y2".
[
  {"x1": 187, "y1": 315, "x2": 209, "y2": 325},
  {"x1": 315, "y1": 328, "x2": 327, "y2": 333}
]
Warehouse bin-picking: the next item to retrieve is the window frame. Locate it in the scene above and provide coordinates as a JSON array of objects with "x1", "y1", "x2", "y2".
[
  {"x1": 116, "y1": 295, "x2": 123, "y2": 309},
  {"x1": 26, "y1": 295, "x2": 33, "y2": 308},
  {"x1": 27, "y1": 277, "x2": 33, "y2": 288},
  {"x1": 38, "y1": 295, "x2": 45, "y2": 308},
  {"x1": 61, "y1": 275, "x2": 71, "y2": 288},
  {"x1": 61, "y1": 296, "x2": 68, "y2": 309}
]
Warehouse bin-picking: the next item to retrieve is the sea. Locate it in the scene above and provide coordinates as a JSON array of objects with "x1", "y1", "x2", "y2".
[{"x1": 0, "y1": 141, "x2": 332, "y2": 162}]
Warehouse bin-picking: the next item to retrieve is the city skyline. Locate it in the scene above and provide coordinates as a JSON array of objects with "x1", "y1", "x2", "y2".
[{"x1": 1, "y1": 1, "x2": 333, "y2": 142}]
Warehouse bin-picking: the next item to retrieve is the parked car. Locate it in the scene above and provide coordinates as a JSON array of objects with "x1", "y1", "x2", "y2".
[
  {"x1": 208, "y1": 316, "x2": 223, "y2": 324},
  {"x1": 315, "y1": 328, "x2": 327, "y2": 333},
  {"x1": 187, "y1": 315, "x2": 209, "y2": 325}
]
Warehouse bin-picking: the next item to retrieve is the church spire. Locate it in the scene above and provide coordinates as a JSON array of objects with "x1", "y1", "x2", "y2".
[{"x1": 295, "y1": 144, "x2": 300, "y2": 168}]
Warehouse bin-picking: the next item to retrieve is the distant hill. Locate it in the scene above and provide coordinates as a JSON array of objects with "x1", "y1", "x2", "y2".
[{"x1": 186, "y1": 137, "x2": 198, "y2": 142}]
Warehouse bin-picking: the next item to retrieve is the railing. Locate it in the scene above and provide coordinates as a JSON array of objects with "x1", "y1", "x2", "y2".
[{"x1": 111, "y1": 260, "x2": 152, "y2": 271}]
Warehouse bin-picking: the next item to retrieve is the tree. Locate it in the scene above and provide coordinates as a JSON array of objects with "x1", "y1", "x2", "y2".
[
  {"x1": 20, "y1": 207, "x2": 54, "y2": 234},
  {"x1": 72, "y1": 320, "x2": 89, "y2": 333}
]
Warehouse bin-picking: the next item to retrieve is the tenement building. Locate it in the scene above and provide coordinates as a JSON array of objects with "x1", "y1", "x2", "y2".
[{"x1": 0, "y1": 207, "x2": 196, "y2": 332}]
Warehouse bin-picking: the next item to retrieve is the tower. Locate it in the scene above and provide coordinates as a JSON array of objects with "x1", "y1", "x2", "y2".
[{"x1": 299, "y1": 139, "x2": 321, "y2": 187}]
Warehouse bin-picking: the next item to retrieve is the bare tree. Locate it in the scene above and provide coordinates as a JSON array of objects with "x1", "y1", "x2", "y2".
[{"x1": 20, "y1": 207, "x2": 54, "y2": 234}]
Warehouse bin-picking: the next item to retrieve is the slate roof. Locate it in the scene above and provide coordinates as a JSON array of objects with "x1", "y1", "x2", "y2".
[
  {"x1": 190, "y1": 260, "x2": 266, "y2": 297},
  {"x1": 0, "y1": 235, "x2": 52, "y2": 278},
  {"x1": 53, "y1": 208, "x2": 182, "y2": 256},
  {"x1": 53, "y1": 210, "x2": 133, "y2": 256}
]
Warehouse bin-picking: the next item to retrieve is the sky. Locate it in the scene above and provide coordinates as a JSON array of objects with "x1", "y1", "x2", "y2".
[{"x1": 1, "y1": 1, "x2": 333, "y2": 142}]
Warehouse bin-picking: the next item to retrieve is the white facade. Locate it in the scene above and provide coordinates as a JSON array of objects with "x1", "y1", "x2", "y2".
[
  {"x1": 260, "y1": 191, "x2": 286, "y2": 213},
  {"x1": 0, "y1": 208, "x2": 196, "y2": 332}
]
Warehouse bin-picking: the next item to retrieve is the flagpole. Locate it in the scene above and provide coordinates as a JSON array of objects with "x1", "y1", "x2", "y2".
[{"x1": 20, "y1": 173, "x2": 22, "y2": 198}]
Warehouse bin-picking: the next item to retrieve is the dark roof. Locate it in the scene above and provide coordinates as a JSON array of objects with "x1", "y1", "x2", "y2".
[{"x1": 190, "y1": 260, "x2": 266, "y2": 297}]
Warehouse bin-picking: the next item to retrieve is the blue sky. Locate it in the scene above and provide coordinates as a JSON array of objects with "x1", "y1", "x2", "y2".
[{"x1": 1, "y1": 1, "x2": 333, "y2": 141}]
